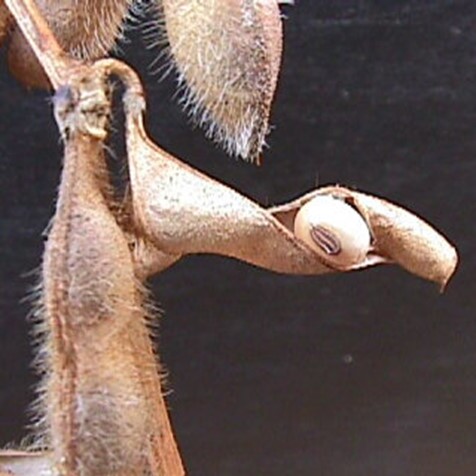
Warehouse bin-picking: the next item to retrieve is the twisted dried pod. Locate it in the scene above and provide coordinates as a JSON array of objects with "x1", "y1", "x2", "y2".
[
  {"x1": 340, "y1": 189, "x2": 458, "y2": 289},
  {"x1": 7, "y1": 0, "x2": 133, "y2": 88},
  {"x1": 161, "y1": 0, "x2": 283, "y2": 161},
  {"x1": 121, "y1": 85, "x2": 457, "y2": 287},
  {"x1": 1, "y1": 1, "x2": 459, "y2": 475},
  {"x1": 124, "y1": 95, "x2": 333, "y2": 275},
  {"x1": 272, "y1": 187, "x2": 458, "y2": 289}
]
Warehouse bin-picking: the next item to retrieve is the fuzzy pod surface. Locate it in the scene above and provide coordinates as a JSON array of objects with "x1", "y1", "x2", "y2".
[
  {"x1": 161, "y1": 0, "x2": 283, "y2": 161},
  {"x1": 40, "y1": 134, "x2": 151, "y2": 475},
  {"x1": 8, "y1": 0, "x2": 133, "y2": 88}
]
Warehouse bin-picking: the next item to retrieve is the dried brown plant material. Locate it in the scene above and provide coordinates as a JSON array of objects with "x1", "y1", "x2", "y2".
[
  {"x1": 161, "y1": 0, "x2": 283, "y2": 161},
  {"x1": 124, "y1": 95, "x2": 332, "y2": 274},
  {"x1": 120, "y1": 88, "x2": 457, "y2": 285},
  {"x1": 7, "y1": 0, "x2": 133, "y2": 88},
  {"x1": 7, "y1": 0, "x2": 285, "y2": 160},
  {"x1": 3, "y1": 0, "x2": 184, "y2": 471},
  {"x1": 132, "y1": 238, "x2": 181, "y2": 280},
  {"x1": 0, "y1": 450, "x2": 53, "y2": 475},
  {"x1": 0, "y1": 0, "x2": 13, "y2": 46},
  {"x1": 42, "y1": 79, "x2": 150, "y2": 475},
  {"x1": 124, "y1": 102, "x2": 456, "y2": 284},
  {"x1": 1, "y1": 1, "x2": 460, "y2": 475},
  {"x1": 346, "y1": 190, "x2": 458, "y2": 290},
  {"x1": 36, "y1": 74, "x2": 185, "y2": 475},
  {"x1": 5, "y1": 0, "x2": 80, "y2": 88},
  {"x1": 271, "y1": 187, "x2": 458, "y2": 288}
]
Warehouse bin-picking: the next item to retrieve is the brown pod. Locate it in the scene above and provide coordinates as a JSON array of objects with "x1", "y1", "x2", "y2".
[
  {"x1": 0, "y1": 0, "x2": 12, "y2": 48},
  {"x1": 39, "y1": 82, "x2": 150, "y2": 475},
  {"x1": 38, "y1": 73, "x2": 184, "y2": 476},
  {"x1": 8, "y1": 27, "x2": 50, "y2": 89},
  {"x1": 124, "y1": 104, "x2": 333, "y2": 275},
  {"x1": 8, "y1": 0, "x2": 132, "y2": 89},
  {"x1": 161, "y1": 0, "x2": 283, "y2": 161},
  {"x1": 41, "y1": 137, "x2": 149, "y2": 475},
  {"x1": 347, "y1": 191, "x2": 459, "y2": 290},
  {"x1": 271, "y1": 186, "x2": 458, "y2": 289},
  {"x1": 122, "y1": 85, "x2": 457, "y2": 285}
]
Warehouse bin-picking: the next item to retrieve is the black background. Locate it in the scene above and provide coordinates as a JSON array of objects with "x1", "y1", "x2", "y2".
[{"x1": 1, "y1": 1, "x2": 476, "y2": 475}]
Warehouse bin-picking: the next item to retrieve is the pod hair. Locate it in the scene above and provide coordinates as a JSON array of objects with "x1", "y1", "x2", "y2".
[{"x1": 158, "y1": 0, "x2": 284, "y2": 162}]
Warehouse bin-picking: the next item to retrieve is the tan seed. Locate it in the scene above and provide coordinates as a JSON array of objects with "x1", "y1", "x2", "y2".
[{"x1": 294, "y1": 195, "x2": 371, "y2": 267}]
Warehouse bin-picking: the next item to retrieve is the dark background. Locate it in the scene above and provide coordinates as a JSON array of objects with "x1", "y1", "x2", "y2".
[{"x1": 1, "y1": 1, "x2": 476, "y2": 474}]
